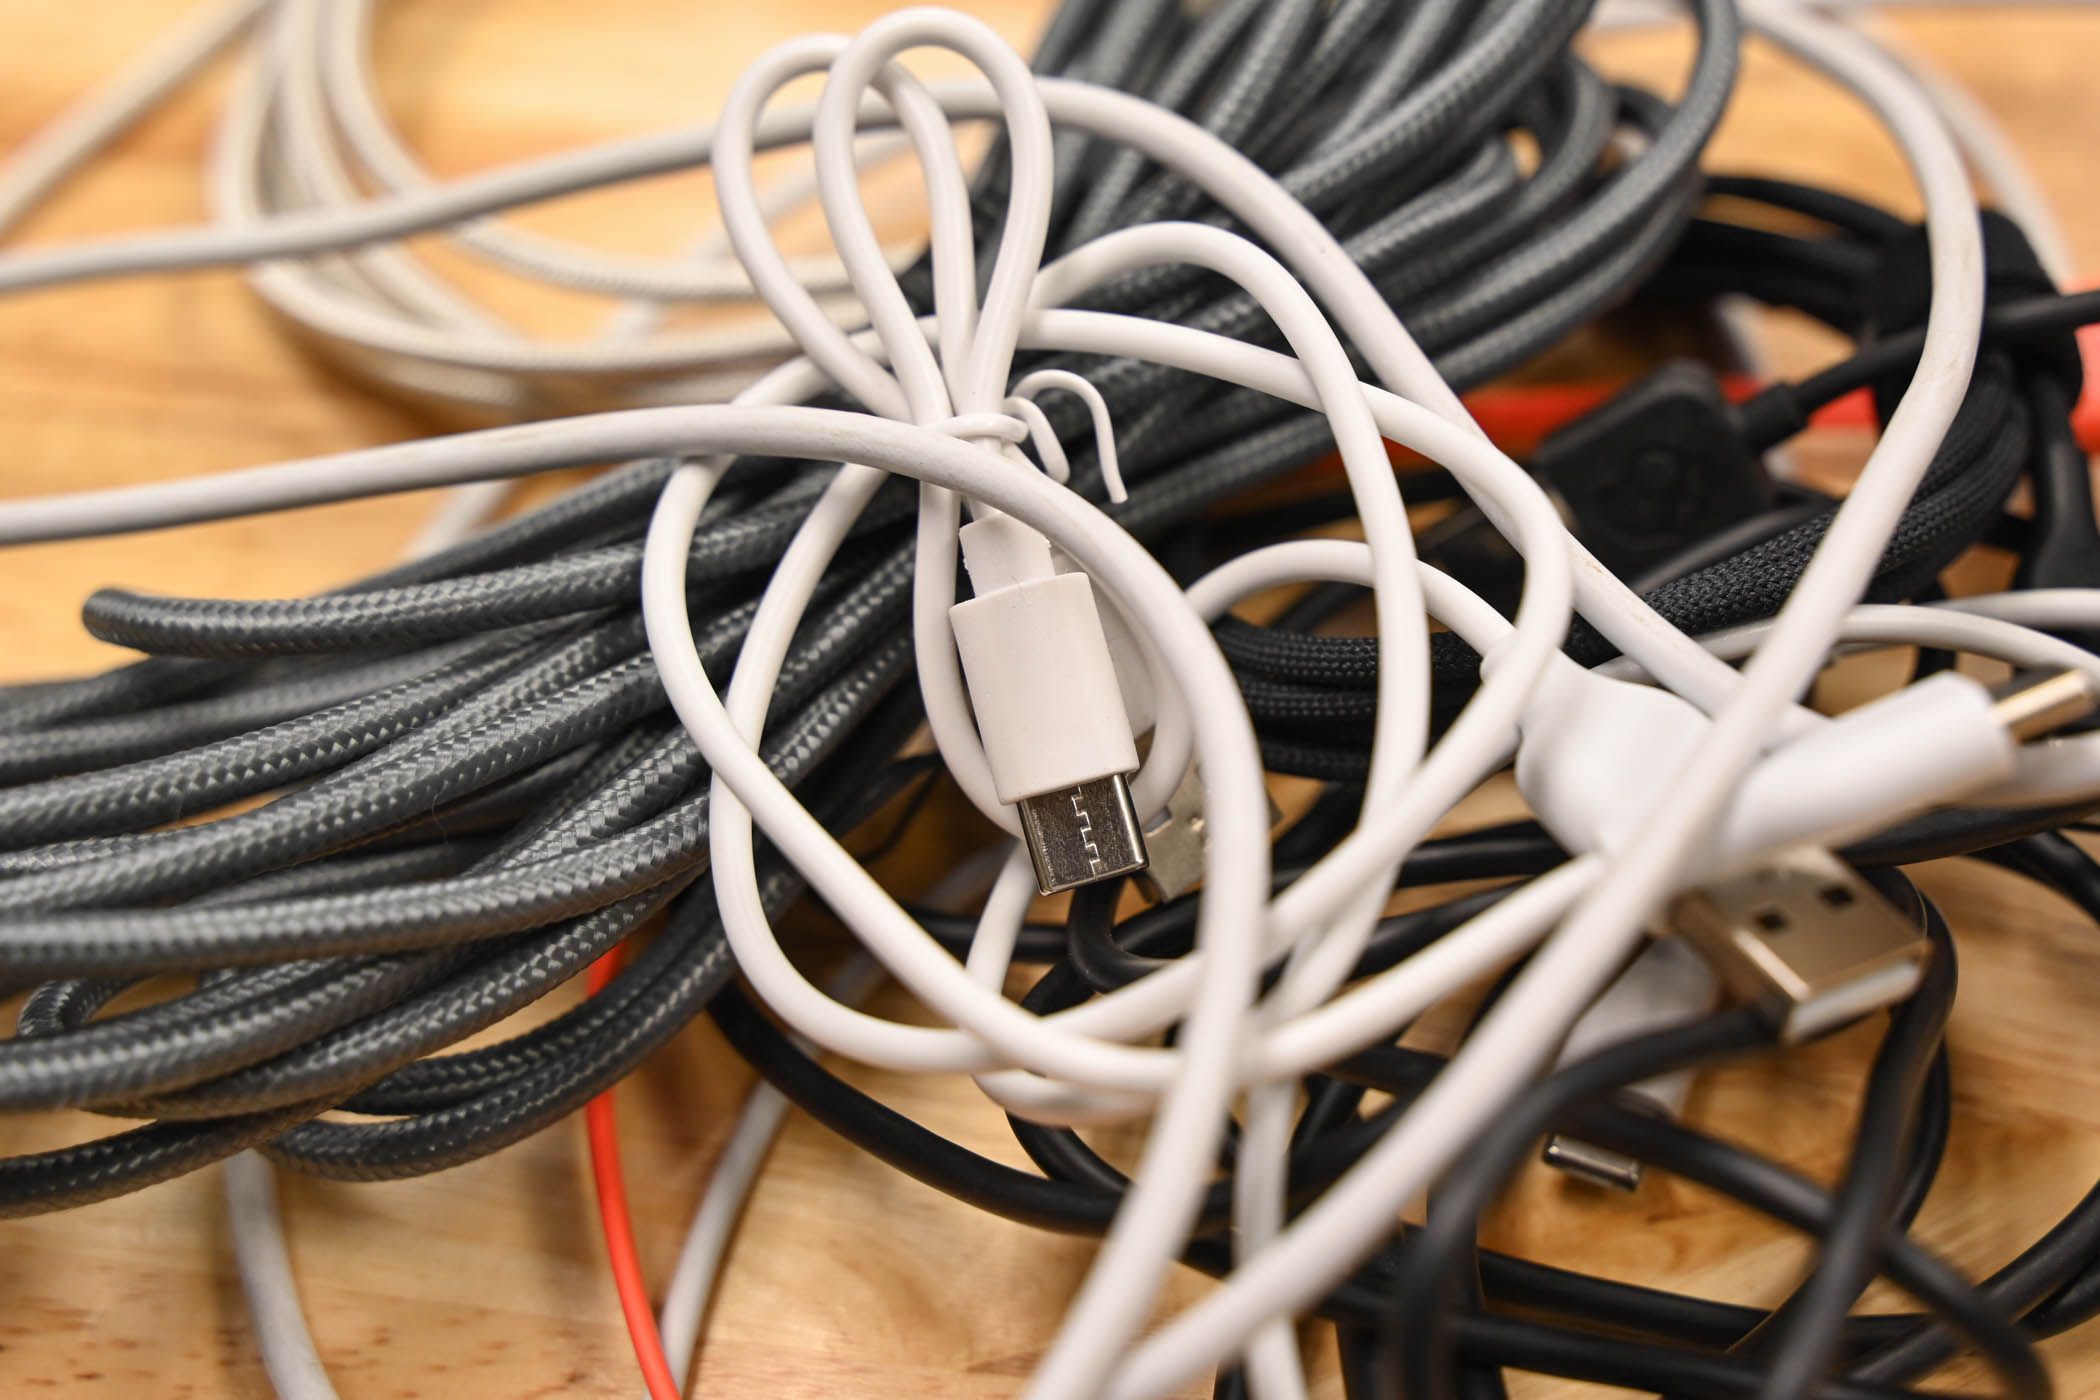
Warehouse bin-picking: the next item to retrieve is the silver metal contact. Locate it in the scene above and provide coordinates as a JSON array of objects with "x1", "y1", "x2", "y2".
[
  {"x1": 1542, "y1": 1134, "x2": 1646, "y2": 1193},
  {"x1": 1671, "y1": 847, "x2": 1927, "y2": 1042},
  {"x1": 1018, "y1": 774, "x2": 1149, "y2": 896}
]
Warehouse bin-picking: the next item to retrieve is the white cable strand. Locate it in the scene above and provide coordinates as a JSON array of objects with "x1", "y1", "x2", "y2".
[
  {"x1": 652, "y1": 958, "x2": 885, "y2": 1398},
  {"x1": 1105, "y1": 3, "x2": 1989, "y2": 1391},
  {"x1": 0, "y1": 0, "x2": 267, "y2": 239},
  {"x1": 0, "y1": 5, "x2": 2077, "y2": 1398},
  {"x1": 224, "y1": 1150, "x2": 340, "y2": 1400}
]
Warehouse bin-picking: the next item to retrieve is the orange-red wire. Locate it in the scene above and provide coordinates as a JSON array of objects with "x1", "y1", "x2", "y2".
[
  {"x1": 585, "y1": 945, "x2": 684, "y2": 1400},
  {"x1": 1338, "y1": 332, "x2": 2100, "y2": 474},
  {"x1": 1426, "y1": 378, "x2": 2100, "y2": 460}
]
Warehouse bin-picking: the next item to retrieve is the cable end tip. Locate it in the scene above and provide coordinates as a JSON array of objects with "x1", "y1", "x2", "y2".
[
  {"x1": 1019, "y1": 774, "x2": 1148, "y2": 896},
  {"x1": 1991, "y1": 667, "x2": 2100, "y2": 743},
  {"x1": 1542, "y1": 1135, "x2": 1645, "y2": 1193}
]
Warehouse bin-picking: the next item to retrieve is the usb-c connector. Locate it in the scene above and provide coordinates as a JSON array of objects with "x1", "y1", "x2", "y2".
[
  {"x1": 950, "y1": 513, "x2": 1147, "y2": 895},
  {"x1": 1018, "y1": 775, "x2": 1148, "y2": 895}
]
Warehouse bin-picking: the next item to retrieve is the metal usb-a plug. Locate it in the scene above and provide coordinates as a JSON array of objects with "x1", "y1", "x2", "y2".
[
  {"x1": 1663, "y1": 670, "x2": 2100, "y2": 1043},
  {"x1": 1671, "y1": 847, "x2": 1926, "y2": 1043}
]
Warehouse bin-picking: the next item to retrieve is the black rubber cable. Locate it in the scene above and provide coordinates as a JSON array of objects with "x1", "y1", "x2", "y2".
[
  {"x1": 1743, "y1": 896, "x2": 1959, "y2": 1400},
  {"x1": 712, "y1": 983, "x2": 1991, "y2": 1400}
]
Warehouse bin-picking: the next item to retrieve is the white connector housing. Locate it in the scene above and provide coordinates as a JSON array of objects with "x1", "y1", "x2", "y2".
[
  {"x1": 1554, "y1": 937, "x2": 1717, "y2": 1115},
  {"x1": 1507, "y1": 654, "x2": 2019, "y2": 878},
  {"x1": 951, "y1": 514, "x2": 1146, "y2": 894},
  {"x1": 1503, "y1": 655, "x2": 2060, "y2": 1047},
  {"x1": 1541, "y1": 938, "x2": 1718, "y2": 1191},
  {"x1": 952, "y1": 514, "x2": 1141, "y2": 803}
]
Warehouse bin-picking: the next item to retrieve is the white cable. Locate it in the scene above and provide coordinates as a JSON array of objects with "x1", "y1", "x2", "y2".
[
  {"x1": 656, "y1": 841, "x2": 1022, "y2": 1397},
  {"x1": 0, "y1": 0, "x2": 267, "y2": 239},
  {"x1": 1102, "y1": 4, "x2": 1988, "y2": 1392},
  {"x1": 0, "y1": 5, "x2": 2079, "y2": 1398},
  {"x1": 214, "y1": 1, "x2": 887, "y2": 398},
  {"x1": 224, "y1": 1150, "x2": 340, "y2": 1400},
  {"x1": 652, "y1": 958, "x2": 885, "y2": 1399}
]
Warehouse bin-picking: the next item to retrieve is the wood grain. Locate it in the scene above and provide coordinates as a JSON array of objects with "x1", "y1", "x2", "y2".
[{"x1": 1, "y1": 4, "x2": 2098, "y2": 1396}]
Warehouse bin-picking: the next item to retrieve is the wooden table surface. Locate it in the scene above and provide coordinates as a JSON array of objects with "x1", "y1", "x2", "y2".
[{"x1": 3, "y1": 3, "x2": 2100, "y2": 1396}]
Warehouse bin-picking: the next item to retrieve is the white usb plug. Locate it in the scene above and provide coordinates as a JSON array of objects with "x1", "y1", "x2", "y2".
[
  {"x1": 950, "y1": 514, "x2": 1148, "y2": 894},
  {"x1": 1542, "y1": 937, "x2": 1719, "y2": 1190},
  {"x1": 1507, "y1": 654, "x2": 2049, "y2": 878},
  {"x1": 1509, "y1": 654, "x2": 2097, "y2": 1040}
]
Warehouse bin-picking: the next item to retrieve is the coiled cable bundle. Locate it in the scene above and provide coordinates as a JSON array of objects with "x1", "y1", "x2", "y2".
[
  {"x1": 0, "y1": 0, "x2": 1730, "y2": 1205},
  {"x1": 4, "y1": 3, "x2": 2100, "y2": 1399}
]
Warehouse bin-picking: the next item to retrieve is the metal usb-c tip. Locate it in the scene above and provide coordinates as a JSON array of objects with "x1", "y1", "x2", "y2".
[
  {"x1": 1542, "y1": 1134, "x2": 1645, "y2": 1193},
  {"x1": 1991, "y1": 668, "x2": 2100, "y2": 743},
  {"x1": 1018, "y1": 773, "x2": 1148, "y2": 896}
]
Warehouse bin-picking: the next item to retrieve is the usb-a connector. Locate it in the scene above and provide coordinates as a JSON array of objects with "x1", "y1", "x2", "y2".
[{"x1": 1671, "y1": 848, "x2": 1926, "y2": 1042}]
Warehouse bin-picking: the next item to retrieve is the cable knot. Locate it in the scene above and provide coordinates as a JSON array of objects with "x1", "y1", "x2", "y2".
[{"x1": 929, "y1": 371, "x2": 1126, "y2": 504}]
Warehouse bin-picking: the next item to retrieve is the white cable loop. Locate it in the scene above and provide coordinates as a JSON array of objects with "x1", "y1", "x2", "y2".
[
  {"x1": 1000, "y1": 369, "x2": 1127, "y2": 501},
  {"x1": 0, "y1": 4, "x2": 2073, "y2": 1398},
  {"x1": 935, "y1": 369, "x2": 1125, "y2": 504}
]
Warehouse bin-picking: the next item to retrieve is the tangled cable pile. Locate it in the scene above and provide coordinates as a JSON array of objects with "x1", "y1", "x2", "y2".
[
  {"x1": 0, "y1": 0, "x2": 1738, "y2": 1199},
  {"x1": 7, "y1": 1, "x2": 2100, "y2": 1397}
]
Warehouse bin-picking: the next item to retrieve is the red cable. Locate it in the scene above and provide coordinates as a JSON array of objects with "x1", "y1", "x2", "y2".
[
  {"x1": 1447, "y1": 373, "x2": 2100, "y2": 458},
  {"x1": 584, "y1": 945, "x2": 685, "y2": 1400},
  {"x1": 1350, "y1": 327, "x2": 2100, "y2": 471}
]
